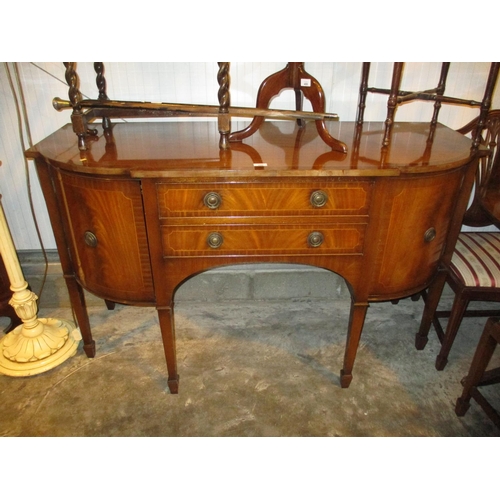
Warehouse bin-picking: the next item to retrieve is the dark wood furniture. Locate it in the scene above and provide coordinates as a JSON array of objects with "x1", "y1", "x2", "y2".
[
  {"x1": 422, "y1": 110, "x2": 500, "y2": 370},
  {"x1": 55, "y1": 62, "x2": 498, "y2": 156},
  {"x1": 53, "y1": 63, "x2": 343, "y2": 152},
  {"x1": 229, "y1": 62, "x2": 347, "y2": 153},
  {"x1": 357, "y1": 62, "x2": 500, "y2": 148},
  {"x1": 455, "y1": 316, "x2": 500, "y2": 428},
  {"x1": 26, "y1": 118, "x2": 483, "y2": 393}
]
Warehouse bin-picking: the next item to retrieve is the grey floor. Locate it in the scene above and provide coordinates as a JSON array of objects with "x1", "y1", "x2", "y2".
[{"x1": 1, "y1": 257, "x2": 499, "y2": 437}]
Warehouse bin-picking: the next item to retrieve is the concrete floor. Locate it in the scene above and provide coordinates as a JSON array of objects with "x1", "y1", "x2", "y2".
[{"x1": 1, "y1": 256, "x2": 499, "y2": 437}]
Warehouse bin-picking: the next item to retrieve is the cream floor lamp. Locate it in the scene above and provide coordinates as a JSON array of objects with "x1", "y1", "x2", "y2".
[{"x1": 0, "y1": 191, "x2": 81, "y2": 376}]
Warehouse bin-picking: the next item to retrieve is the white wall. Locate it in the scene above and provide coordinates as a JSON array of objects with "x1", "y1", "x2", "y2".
[{"x1": 1, "y1": 62, "x2": 499, "y2": 251}]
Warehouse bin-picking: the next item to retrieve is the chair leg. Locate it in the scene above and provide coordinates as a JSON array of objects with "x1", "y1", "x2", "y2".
[
  {"x1": 435, "y1": 292, "x2": 469, "y2": 370},
  {"x1": 455, "y1": 317, "x2": 499, "y2": 419}
]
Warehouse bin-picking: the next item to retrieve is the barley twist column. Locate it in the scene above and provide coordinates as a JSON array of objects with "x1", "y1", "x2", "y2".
[{"x1": 217, "y1": 62, "x2": 231, "y2": 150}]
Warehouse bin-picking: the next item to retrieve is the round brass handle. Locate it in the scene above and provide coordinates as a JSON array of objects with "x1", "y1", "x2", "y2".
[
  {"x1": 310, "y1": 190, "x2": 328, "y2": 208},
  {"x1": 84, "y1": 231, "x2": 98, "y2": 248},
  {"x1": 207, "y1": 232, "x2": 224, "y2": 249},
  {"x1": 424, "y1": 227, "x2": 436, "y2": 243},
  {"x1": 203, "y1": 192, "x2": 222, "y2": 210},
  {"x1": 308, "y1": 231, "x2": 324, "y2": 248}
]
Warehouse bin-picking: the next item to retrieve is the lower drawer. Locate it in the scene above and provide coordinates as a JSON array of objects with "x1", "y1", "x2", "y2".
[{"x1": 161, "y1": 224, "x2": 366, "y2": 257}]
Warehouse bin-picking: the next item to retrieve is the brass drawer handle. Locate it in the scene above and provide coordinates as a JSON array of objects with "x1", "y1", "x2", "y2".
[
  {"x1": 84, "y1": 231, "x2": 98, "y2": 248},
  {"x1": 310, "y1": 190, "x2": 328, "y2": 208},
  {"x1": 308, "y1": 231, "x2": 324, "y2": 248},
  {"x1": 207, "y1": 232, "x2": 224, "y2": 249},
  {"x1": 424, "y1": 227, "x2": 436, "y2": 243},
  {"x1": 203, "y1": 192, "x2": 222, "y2": 210}
]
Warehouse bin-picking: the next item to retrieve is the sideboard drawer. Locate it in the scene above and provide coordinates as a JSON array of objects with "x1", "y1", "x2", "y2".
[
  {"x1": 161, "y1": 223, "x2": 366, "y2": 257},
  {"x1": 156, "y1": 182, "x2": 372, "y2": 217}
]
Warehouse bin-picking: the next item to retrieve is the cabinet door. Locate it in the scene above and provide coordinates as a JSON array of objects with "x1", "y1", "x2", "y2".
[
  {"x1": 369, "y1": 168, "x2": 466, "y2": 298},
  {"x1": 57, "y1": 171, "x2": 155, "y2": 304}
]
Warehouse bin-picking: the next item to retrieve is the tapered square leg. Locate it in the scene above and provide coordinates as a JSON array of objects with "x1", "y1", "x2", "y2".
[
  {"x1": 415, "y1": 269, "x2": 447, "y2": 350},
  {"x1": 65, "y1": 275, "x2": 95, "y2": 358},
  {"x1": 157, "y1": 306, "x2": 179, "y2": 394},
  {"x1": 341, "y1": 301, "x2": 369, "y2": 388}
]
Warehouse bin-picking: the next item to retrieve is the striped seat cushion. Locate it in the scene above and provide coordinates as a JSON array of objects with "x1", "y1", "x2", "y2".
[{"x1": 450, "y1": 232, "x2": 500, "y2": 287}]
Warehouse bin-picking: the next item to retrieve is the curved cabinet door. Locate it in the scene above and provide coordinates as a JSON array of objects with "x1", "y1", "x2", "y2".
[
  {"x1": 369, "y1": 168, "x2": 467, "y2": 299},
  {"x1": 57, "y1": 171, "x2": 155, "y2": 304}
]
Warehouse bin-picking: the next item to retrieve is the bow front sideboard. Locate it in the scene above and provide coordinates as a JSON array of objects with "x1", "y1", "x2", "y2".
[{"x1": 26, "y1": 119, "x2": 482, "y2": 393}]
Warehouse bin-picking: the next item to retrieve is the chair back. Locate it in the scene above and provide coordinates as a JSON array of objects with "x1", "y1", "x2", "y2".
[{"x1": 460, "y1": 110, "x2": 500, "y2": 228}]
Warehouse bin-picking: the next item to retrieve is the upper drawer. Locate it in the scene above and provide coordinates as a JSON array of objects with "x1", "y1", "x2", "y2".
[{"x1": 156, "y1": 181, "x2": 372, "y2": 217}]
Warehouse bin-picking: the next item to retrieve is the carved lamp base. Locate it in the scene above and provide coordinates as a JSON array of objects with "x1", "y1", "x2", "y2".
[
  {"x1": 0, "y1": 192, "x2": 82, "y2": 377},
  {"x1": 0, "y1": 318, "x2": 81, "y2": 377}
]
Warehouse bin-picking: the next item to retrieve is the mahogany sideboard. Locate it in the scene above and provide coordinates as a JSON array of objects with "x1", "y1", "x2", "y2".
[{"x1": 26, "y1": 119, "x2": 482, "y2": 393}]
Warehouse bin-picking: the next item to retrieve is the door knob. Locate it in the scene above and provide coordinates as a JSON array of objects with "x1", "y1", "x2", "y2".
[{"x1": 84, "y1": 231, "x2": 98, "y2": 248}]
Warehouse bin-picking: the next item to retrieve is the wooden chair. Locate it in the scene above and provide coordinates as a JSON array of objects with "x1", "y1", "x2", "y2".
[
  {"x1": 455, "y1": 316, "x2": 500, "y2": 428},
  {"x1": 357, "y1": 63, "x2": 500, "y2": 148},
  {"x1": 433, "y1": 109, "x2": 500, "y2": 370}
]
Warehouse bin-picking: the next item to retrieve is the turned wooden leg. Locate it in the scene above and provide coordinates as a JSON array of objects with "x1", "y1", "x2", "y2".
[
  {"x1": 65, "y1": 275, "x2": 95, "y2": 358},
  {"x1": 382, "y1": 62, "x2": 404, "y2": 147},
  {"x1": 157, "y1": 305, "x2": 179, "y2": 394},
  {"x1": 456, "y1": 317, "x2": 499, "y2": 417},
  {"x1": 341, "y1": 301, "x2": 369, "y2": 388},
  {"x1": 435, "y1": 293, "x2": 469, "y2": 371},
  {"x1": 356, "y1": 62, "x2": 370, "y2": 125}
]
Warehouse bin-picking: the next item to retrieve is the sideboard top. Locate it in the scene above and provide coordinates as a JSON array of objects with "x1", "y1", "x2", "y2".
[{"x1": 26, "y1": 120, "x2": 476, "y2": 178}]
